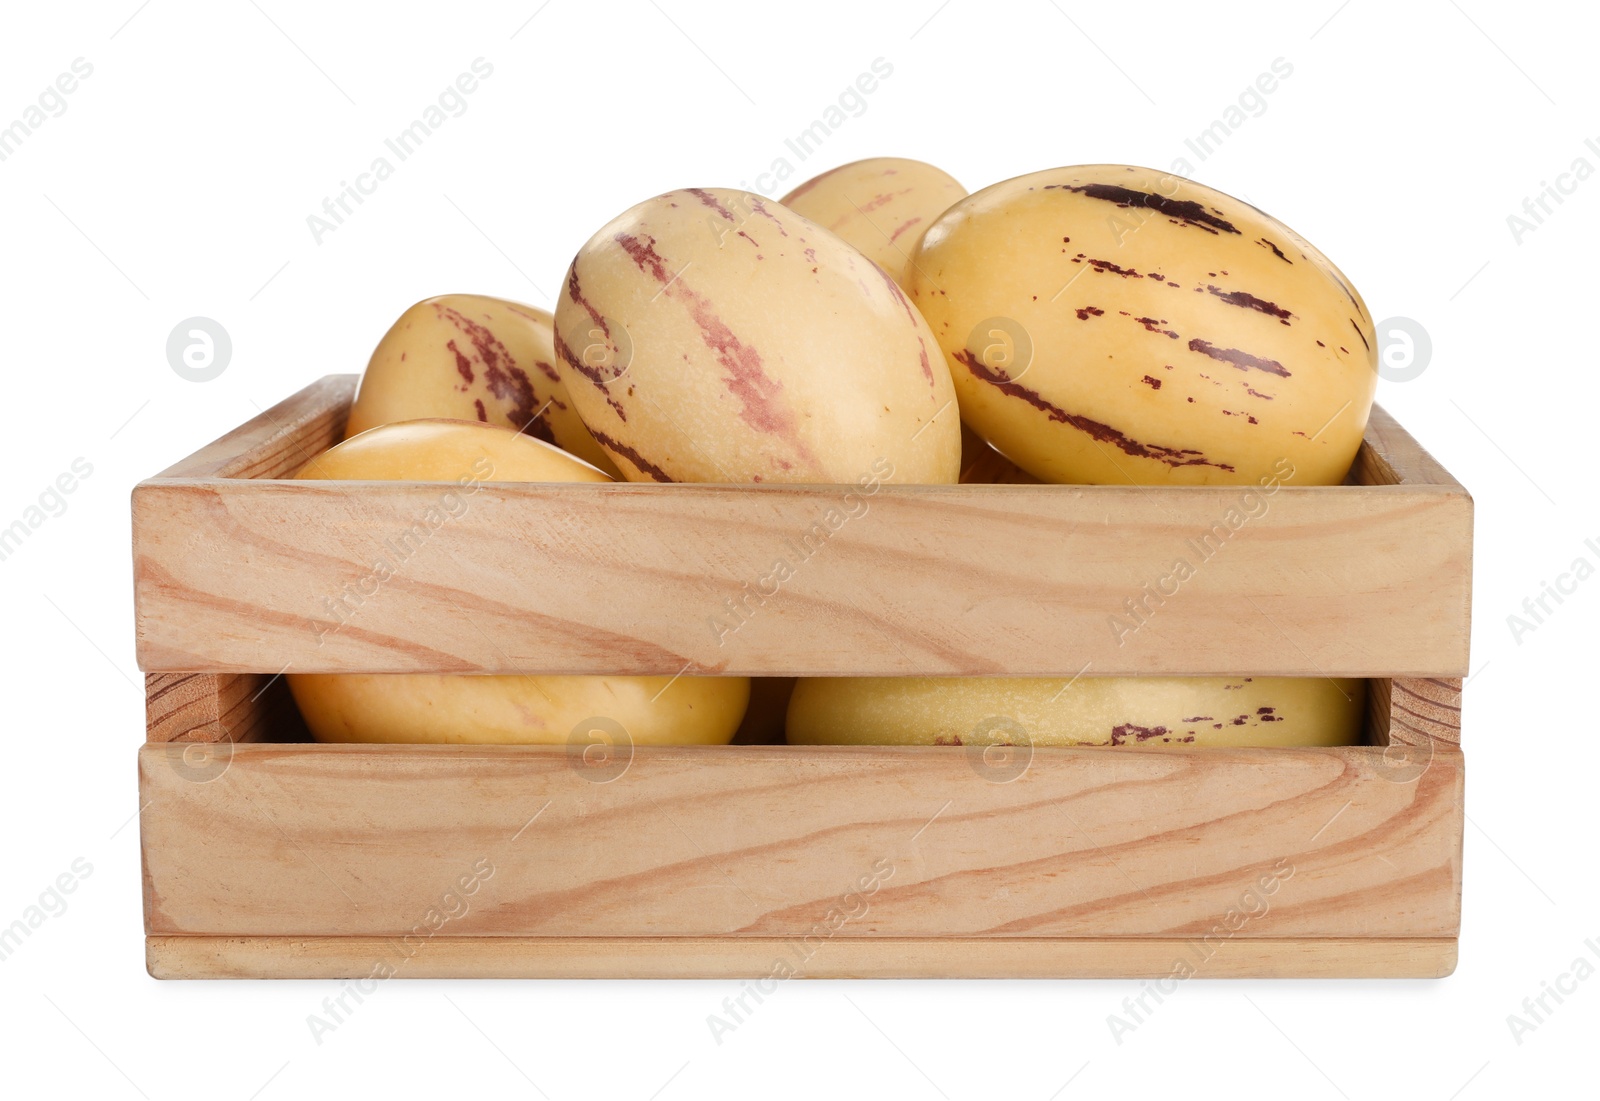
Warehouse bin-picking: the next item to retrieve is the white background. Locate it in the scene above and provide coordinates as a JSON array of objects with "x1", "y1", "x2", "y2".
[{"x1": 1, "y1": 1, "x2": 1595, "y2": 1097}]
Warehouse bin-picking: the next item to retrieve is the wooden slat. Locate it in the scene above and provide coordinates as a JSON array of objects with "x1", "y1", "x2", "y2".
[
  {"x1": 132, "y1": 380, "x2": 1473, "y2": 678},
  {"x1": 155, "y1": 375, "x2": 353, "y2": 480},
  {"x1": 140, "y1": 742, "x2": 1463, "y2": 940},
  {"x1": 1388, "y1": 677, "x2": 1463, "y2": 747},
  {"x1": 132, "y1": 476, "x2": 1471, "y2": 677},
  {"x1": 145, "y1": 673, "x2": 302, "y2": 743},
  {"x1": 146, "y1": 934, "x2": 1458, "y2": 980}
]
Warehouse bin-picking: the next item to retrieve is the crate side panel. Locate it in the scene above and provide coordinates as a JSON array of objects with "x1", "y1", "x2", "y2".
[
  {"x1": 140, "y1": 743, "x2": 1462, "y2": 940},
  {"x1": 133, "y1": 480, "x2": 1472, "y2": 677}
]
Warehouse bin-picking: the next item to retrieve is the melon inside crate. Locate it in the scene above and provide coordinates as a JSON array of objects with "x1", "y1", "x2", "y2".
[{"x1": 133, "y1": 375, "x2": 1470, "y2": 979}]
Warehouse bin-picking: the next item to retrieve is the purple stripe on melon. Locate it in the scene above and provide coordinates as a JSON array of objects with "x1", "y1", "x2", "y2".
[
  {"x1": 1049, "y1": 182, "x2": 1242, "y2": 235},
  {"x1": 553, "y1": 328, "x2": 627, "y2": 422},
  {"x1": 686, "y1": 188, "x2": 734, "y2": 221},
  {"x1": 435, "y1": 305, "x2": 552, "y2": 436},
  {"x1": 855, "y1": 188, "x2": 910, "y2": 215},
  {"x1": 1111, "y1": 723, "x2": 1170, "y2": 745},
  {"x1": 748, "y1": 198, "x2": 788, "y2": 236},
  {"x1": 1086, "y1": 257, "x2": 1143, "y2": 278},
  {"x1": 953, "y1": 349, "x2": 1234, "y2": 472},
  {"x1": 565, "y1": 267, "x2": 609, "y2": 337},
  {"x1": 614, "y1": 232, "x2": 672, "y2": 283},
  {"x1": 614, "y1": 231, "x2": 813, "y2": 461},
  {"x1": 1257, "y1": 237, "x2": 1292, "y2": 263},
  {"x1": 1205, "y1": 285, "x2": 1292, "y2": 320},
  {"x1": 1187, "y1": 338, "x2": 1291, "y2": 378},
  {"x1": 447, "y1": 339, "x2": 474, "y2": 383},
  {"x1": 1134, "y1": 316, "x2": 1180, "y2": 339},
  {"x1": 589, "y1": 429, "x2": 673, "y2": 483},
  {"x1": 889, "y1": 216, "x2": 922, "y2": 242},
  {"x1": 872, "y1": 261, "x2": 920, "y2": 325}
]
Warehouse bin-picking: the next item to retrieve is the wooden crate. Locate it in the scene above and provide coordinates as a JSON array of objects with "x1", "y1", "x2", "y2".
[{"x1": 133, "y1": 375, "x2": 1470, "y2": 979}]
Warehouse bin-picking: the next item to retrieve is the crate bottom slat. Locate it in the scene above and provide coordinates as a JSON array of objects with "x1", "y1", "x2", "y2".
[{"x1": 147, "y1": 935, "x2": 1457, "y2": 980}]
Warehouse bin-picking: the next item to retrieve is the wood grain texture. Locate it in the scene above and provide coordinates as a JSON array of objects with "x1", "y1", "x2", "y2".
[
  {"x1": 140, "y1": 742, "x2": 1462, "y2": 940},
  {"x1": 132, "y1": 479, "x2": 1472, "y2": 678},
  {"x1": 132, "y1": 378, "x2": 1472, "y2": 678},
  {"x1": 145, "y1": 673, "x2": 303, "y2": 743},
  {"x1": 1387, "y1": 678, "x2": 1463, "y2": 747},
  {"x1": 146, "y1": 934, "x2": 1458, "y2": 980},
  {"x1": 132, "y1": 380, "x2": 1472, "y2": 979}
]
